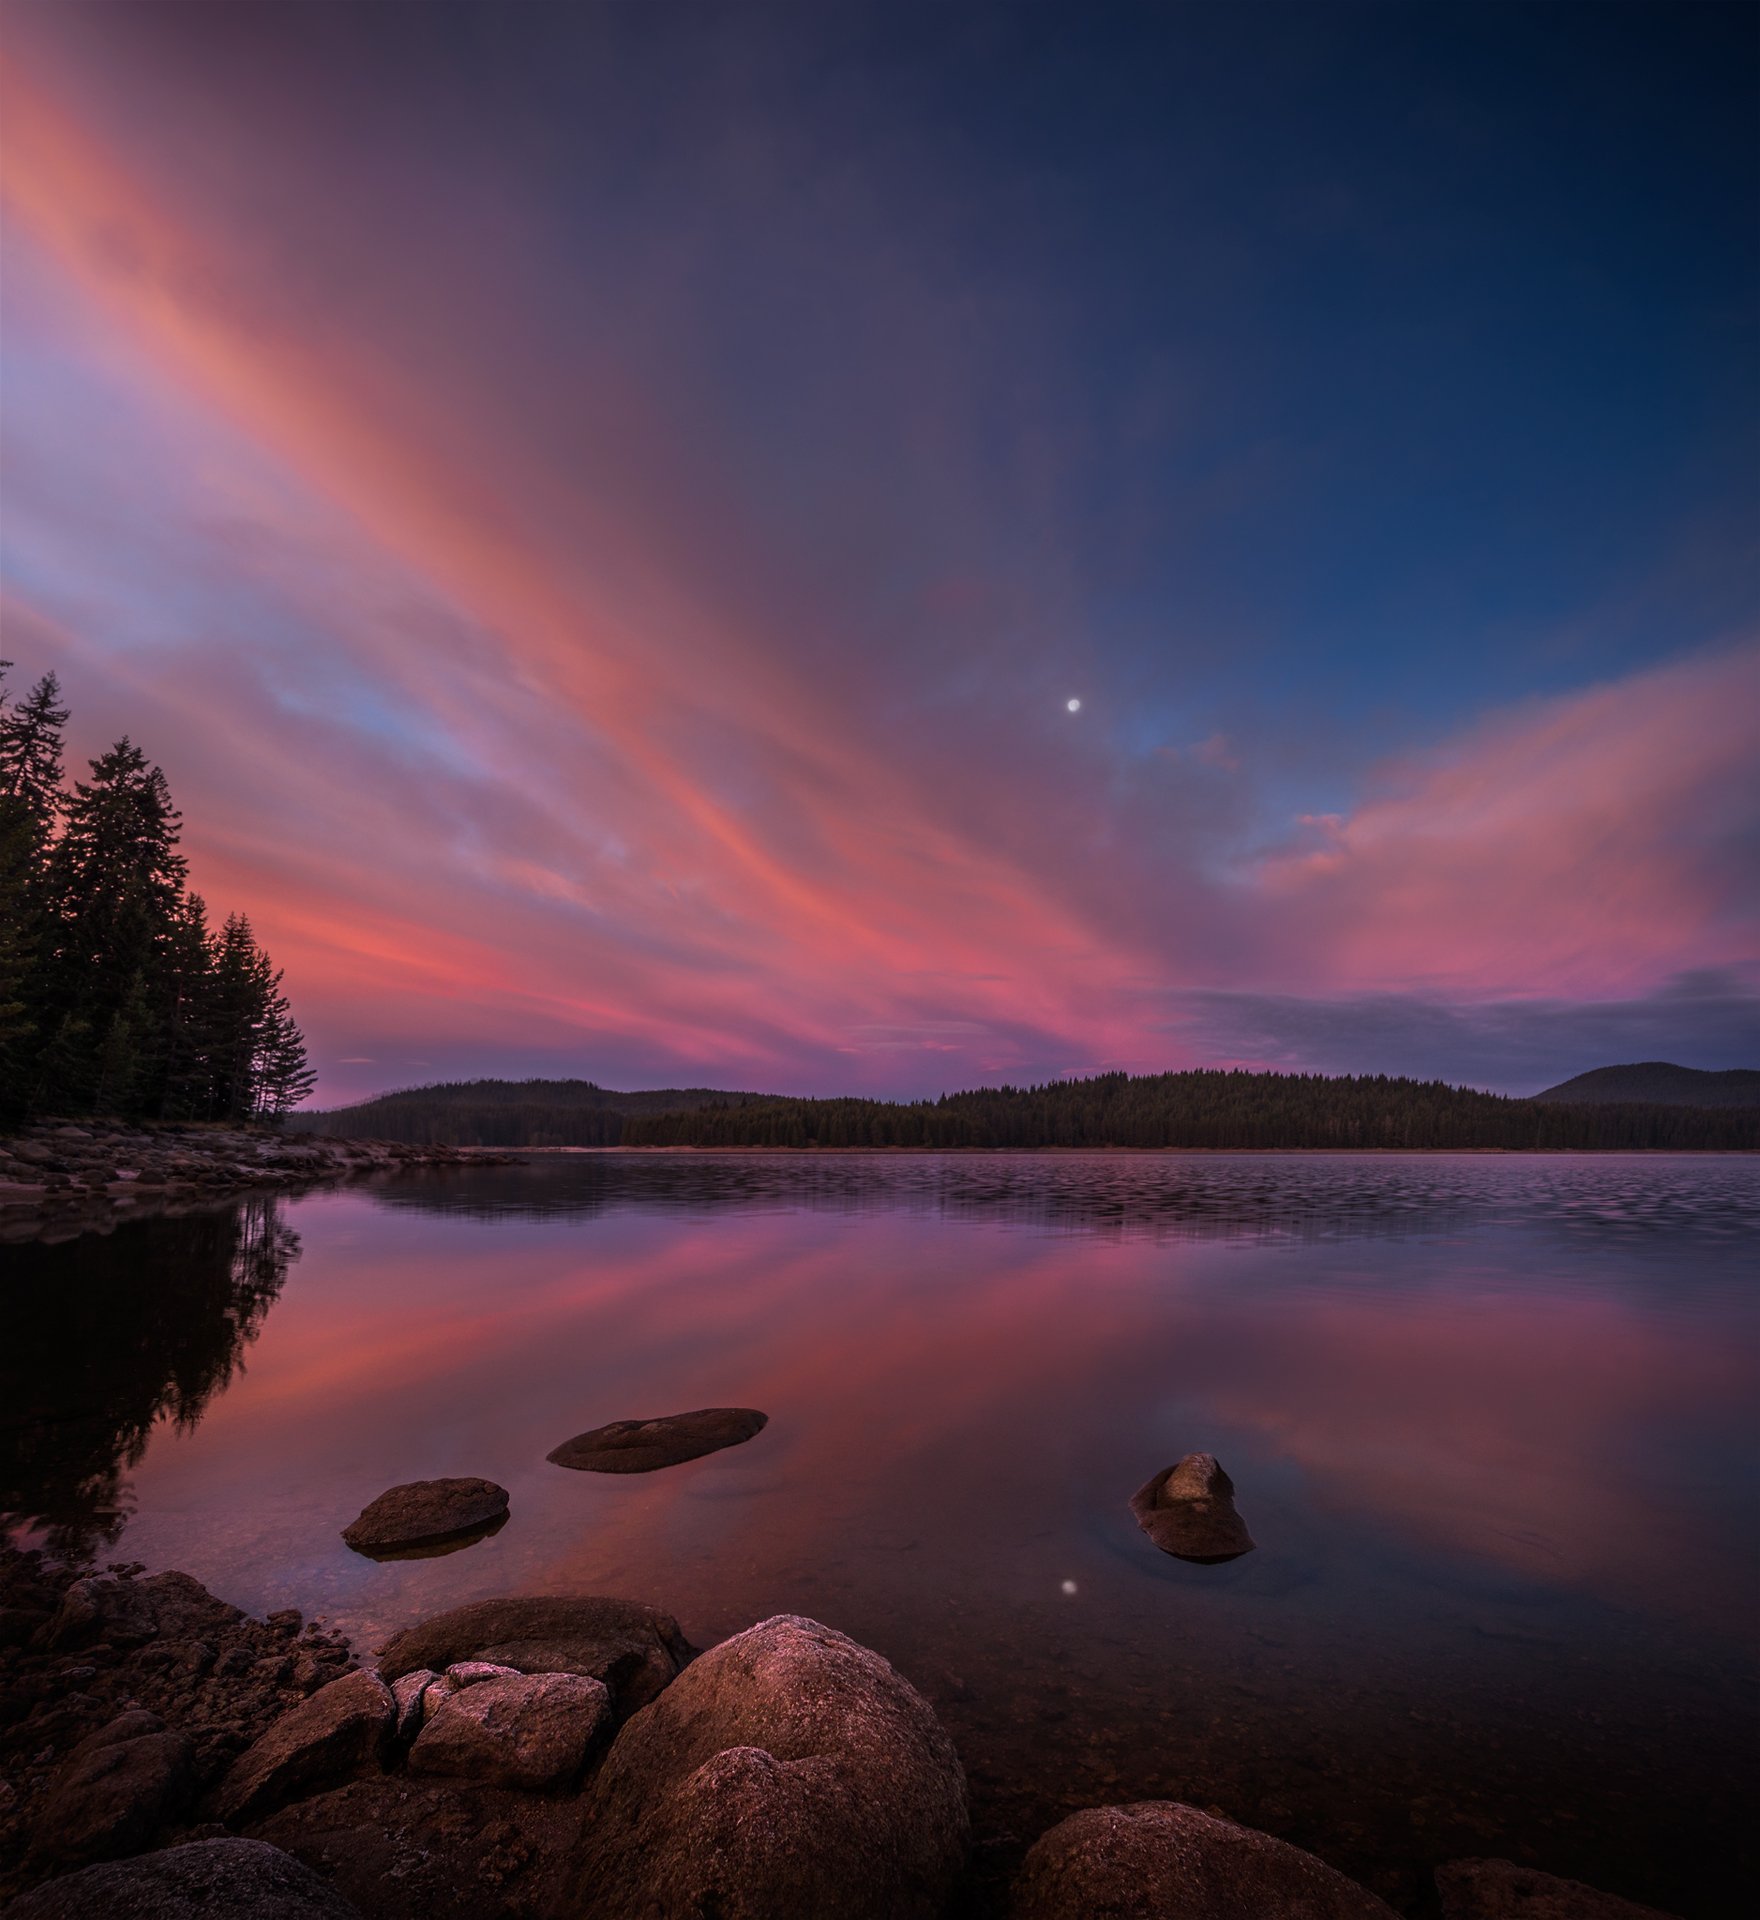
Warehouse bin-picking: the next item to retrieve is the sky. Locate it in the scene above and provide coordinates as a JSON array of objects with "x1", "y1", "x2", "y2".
[{"x1": 0, "y1": 0, "x2": 1755, "y2": 1105}]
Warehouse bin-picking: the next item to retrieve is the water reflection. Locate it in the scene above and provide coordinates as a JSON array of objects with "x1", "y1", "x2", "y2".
[
  {"x1": 346, "y1": 1510, "x2": 510, "y2": 1562},
  {"x1": 2, "y1": 1156, "x2": 1755, "y2": 1912},
  {"x1": 0, "y1": 1198, "x2": 298, "y2": 1558},
  {"x1": 368, "y1": 1149, "x2": 1760, "y2": 1245}
]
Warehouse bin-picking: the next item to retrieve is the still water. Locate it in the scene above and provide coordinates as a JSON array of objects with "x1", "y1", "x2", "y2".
[{"x1": 4, "y1": 1153, "x2": 1757, "y2": 1913}]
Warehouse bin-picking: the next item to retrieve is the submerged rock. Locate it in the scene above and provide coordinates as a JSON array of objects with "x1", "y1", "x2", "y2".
[
  {"x1": 547, "y1": 1406, "x2": 767, "y2": 1473},
  {"x1": 7, "y1": 1837, "x2": 361, "y2": 1919},
  {"x1": 213, "y1": 1669, "x2": 394, "y2": 1823},
  {"x1": 568, "y1": 1613, "x2": 968, "y2": 1920},
  {"x1": 377, "y1": 1594, "x2": 692, "y2": 1717},
  {"x1": 1130, "y1": 1453, "x2": 1256, "y2": 1563},
  {"x1": 407, "y1": 1670, "x2": 612, "y2": 1790},
  {"x1": 1013, "y1": 1802, "x2": 1396, "y2": 1919},
  {"x1": 340, "y1": 1478, "x2": 509, "y2": 1556},
  {"x1": 1436, "y1": 1858, "x2": 1684, "y2": 1920}
]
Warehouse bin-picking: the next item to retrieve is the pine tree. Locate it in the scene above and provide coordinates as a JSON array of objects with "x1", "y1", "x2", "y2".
[
  {"x1": 205, "y1": 913, "x2": 276, "y2": 1121},
  {"x1": 0, "y1": 665, "x2": 69, "y2": 1114},
  {"x1": 154, "y1": 892, "x2": 217, "y2": 1120},
  {"x1": 0, "y1": 665, "x2": 69, "y2": 830},
  {"x1": 36, "y1": 739, "x2": 188, "y2": 1113},
  {"x1": 255, "y1": 993, "x2": 317, "y2": 1121}
]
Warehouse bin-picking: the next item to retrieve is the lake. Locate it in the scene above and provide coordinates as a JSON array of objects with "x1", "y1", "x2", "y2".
[{"x1": 4, "y1": 1152, "x2": 1756, "y2": 1914}]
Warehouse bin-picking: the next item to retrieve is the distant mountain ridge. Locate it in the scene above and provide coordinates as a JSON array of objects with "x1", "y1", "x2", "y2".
[
  {"x1": 1532, "y1": 1063, "x2": 1760, "y2": 1108},
  {"x1": 287, "y1": 1077, "x2": 770, "y2": 1146},
  {"x1": 291, "y1": 1068, "x2": 1760, "y2": 1151}
]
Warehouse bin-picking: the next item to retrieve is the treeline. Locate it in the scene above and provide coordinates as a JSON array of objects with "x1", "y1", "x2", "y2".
[
  {"x1": 288, "y1": 1078, "x2": 762, "y2": 1147},
  {"x1": 616, "y1": 1070, "x2": 1760, "y2": 1151},
  {"x1": 291, "y1": 1068, "x2": 1758, "y2": 1152},
  {"x1": 0, "y1": 663, "x2": 314, "y2": 1127}
]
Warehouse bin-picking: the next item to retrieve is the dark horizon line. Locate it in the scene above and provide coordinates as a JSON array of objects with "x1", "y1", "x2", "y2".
[{"x1": 298, "y1": 1059, "x2": 1758, "y2": 1117}]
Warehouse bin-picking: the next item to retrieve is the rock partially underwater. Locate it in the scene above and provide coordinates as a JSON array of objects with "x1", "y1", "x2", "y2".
[
  {"x1": 1130, "y1": 1453, "x2": 1256, "y2": 1563},
  {"x1": 340, "y1": 1478, "x2": 510, "y2": 1557},
  {"x1": 546, "y1": 1406, "x2": 768, "y2": 1473}
]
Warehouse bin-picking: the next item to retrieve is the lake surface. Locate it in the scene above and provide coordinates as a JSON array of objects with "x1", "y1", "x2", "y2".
[{"x1": 4, "y1": 1152, "x2": 1757, "y2": 1914}]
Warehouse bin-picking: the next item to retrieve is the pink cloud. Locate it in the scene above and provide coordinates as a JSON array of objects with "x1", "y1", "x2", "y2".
[
  {"x1": 1254, "y1": 646, "x2": 1760, "y2": 999},
  {"x1": 1, "y1": 28, "x2": 1754, "y2": 1101}
]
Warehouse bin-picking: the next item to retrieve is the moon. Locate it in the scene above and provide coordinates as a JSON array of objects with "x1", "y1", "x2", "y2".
[{"x1": 1066, "y1": 697, "x2": 1082, "y2": 713}]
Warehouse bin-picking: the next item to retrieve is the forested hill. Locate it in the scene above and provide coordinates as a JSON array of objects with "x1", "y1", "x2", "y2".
[
  {"x1": 286, "y1": 1079, "x2": 767, "y2": 1146},
  {"x1": 295, "y1": 1070, "x2": 1759, "y2": 1151},
  {"x1": 1532, "y1": 1063, "x2": 1760, "y2": 1107}
]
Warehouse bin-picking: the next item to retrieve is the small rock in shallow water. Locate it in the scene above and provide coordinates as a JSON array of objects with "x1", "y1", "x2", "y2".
[
  {"x1": 1130, "y1": 1453, "x2": 1256, "y2": 1563},
  {"x1": 1435, "y1": 1858, "x2": 1684, "y2": 1920},
  {"x1": 339, "y1": 1478, "x2": 509, "y2": 1555},
  {"x1": 547, "y1": 1406, "x2": 767, "y2": 1473}
]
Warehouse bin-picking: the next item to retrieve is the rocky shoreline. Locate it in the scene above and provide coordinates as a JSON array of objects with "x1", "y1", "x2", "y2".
[
  {"x1": 0, "y1": 1551, "x2": 1682, "y2": 1920},
  {"x1": 0, "y1": 1122, "x2": 519, "y2": 1241}
]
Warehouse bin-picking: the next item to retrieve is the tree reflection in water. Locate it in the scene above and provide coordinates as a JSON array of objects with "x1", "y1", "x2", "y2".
[{"x1": 0, "y1": 1199, "x2": 299, "y2": 1560}]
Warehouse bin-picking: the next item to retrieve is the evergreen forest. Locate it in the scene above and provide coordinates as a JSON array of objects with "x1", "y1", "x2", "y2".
[
  {"x1": 0, "y1": 663, "x2": 314, "y2": 1127},
  {"x1": 295, "y1": 1070, "x2": 1758, "y2": 1152}
]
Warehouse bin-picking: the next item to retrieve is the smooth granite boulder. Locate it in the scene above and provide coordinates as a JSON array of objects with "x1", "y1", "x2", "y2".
[
  {"x1": 340, "y1": 1477, "x2": 509, "y2": 1555},
  {"x1": 407, "y1": 1669, "x2": 612, "y2": 1790},
  {"x1": 547, "y1": 1407, "x2": 767, "y2": 1473},
  {"x1": 1013, "y1": 1802, "x2": 1396, "y2": 1919},
  {"x1": 7, "y1": 1837, "x2": 362, "y2": 1920},
  {"x1": 1130, "y1": 1454, "x2": 1256, "y2": 1562},
  {"x1": 1436, "y1": 1859, "x2": 1684, "y2": 1920},
  {"x1": 377, "y1": 1594, "x2": 692, "y2": 1716},
  {"x1": 28, "y1": 1711, "x2": 194, "y2": 1867},
  {"x1": 213, "y1": 1669, "x2": 394, "y2": 1823},
  {"x1": 568, "y1": 1613, "x2": 967, "y2": 1920}
]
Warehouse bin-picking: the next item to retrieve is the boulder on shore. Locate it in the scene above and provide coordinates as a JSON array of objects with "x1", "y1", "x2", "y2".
[
  {"x1": 27, "y1": 1711, "x2": 193, "y2": 1869},
  {"x1": 1130, "y1": 1454, "x2": 1256, "y2": 1563},
  {"x1": 213, "y1": 1669, "x2": 394, "y2": 1823},
  {"x1": 567, "y1": 1612, "x2": 967, "y2": 1920},
  {"x1": 1436, "y1": 1858, "x2": 1684, "y2": 1920},
  {"x1": 1013, "y1": 1802, "x2": 1396, "y2": 1919},
  {"x1": 6, "y1": 1837, "x2": 362, "y2": 1919},
  {"x1": 407, "y1": 1669, "x2": 612, "y2": 1790},
  {"x1": 47, "y1": 1568, "x2": 246, "y2": 1651},
  {"x1": 547, "y1": 1406, "x2": 767, "y2": 1473},
  {"x1": 377, "y1": 1594, "x2": 692, "y2": 1717},
  {"x1": 340, "y1": 1477, "x2": 509, "y2": 1556}
]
